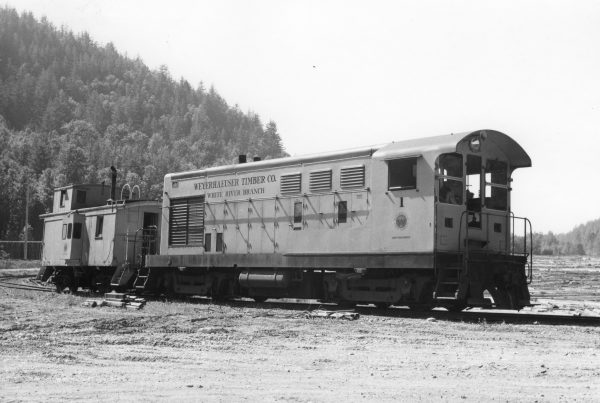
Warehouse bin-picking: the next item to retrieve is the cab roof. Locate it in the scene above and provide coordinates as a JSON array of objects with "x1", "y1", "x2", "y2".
[{"x1": 372, "y1": 130, "x2": 531, "y2": 168}]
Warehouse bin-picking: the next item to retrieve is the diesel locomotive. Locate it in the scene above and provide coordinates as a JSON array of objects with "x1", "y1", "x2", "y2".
[{"x1": 38, "y1": 129, "x2": 533, "y2": 310}]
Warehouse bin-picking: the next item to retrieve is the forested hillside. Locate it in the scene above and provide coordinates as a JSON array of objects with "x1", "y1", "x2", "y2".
[{"x1": 0, "y1": 8, "x2": 286, "y2": 240}]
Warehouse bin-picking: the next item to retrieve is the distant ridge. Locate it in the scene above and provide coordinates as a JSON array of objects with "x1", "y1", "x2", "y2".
[{"x1": 0, "y1": 7, "x2": 286, "y2": 240}]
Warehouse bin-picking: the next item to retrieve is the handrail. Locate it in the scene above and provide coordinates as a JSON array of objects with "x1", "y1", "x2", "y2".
[
  {"x1": 525, "y1": 217, "x2": 533, "y2": 283},
  {"x1": 457, "y1": 210, "x2": 470, "y2": 275},
  {"x1": 457, "y1": 210, "x2": 532, "y2": 280},
  {"x1": 130, "y1": 225, "x2": 158, "y2": 266}
]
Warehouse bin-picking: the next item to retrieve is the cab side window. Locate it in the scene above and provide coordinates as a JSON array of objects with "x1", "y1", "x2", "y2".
[
  {"x1": 437, "y1": 153, "x2": 463, "y2": 205},
  {"x1": 485, "y1": 160, "x2": 509, "y2": 210},
  {"x1": 388, "y1": 158, "x2": 417, "y2": 190}
]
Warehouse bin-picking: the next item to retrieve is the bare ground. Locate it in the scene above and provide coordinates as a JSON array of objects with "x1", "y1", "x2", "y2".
[{"x1": 1, "y1": 258, "x2": 600, "y2": 402}]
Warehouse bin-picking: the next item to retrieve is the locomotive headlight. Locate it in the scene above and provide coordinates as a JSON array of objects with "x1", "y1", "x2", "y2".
[{"x1": 469, "y1": 137, "x2": 481, "y2": 152}]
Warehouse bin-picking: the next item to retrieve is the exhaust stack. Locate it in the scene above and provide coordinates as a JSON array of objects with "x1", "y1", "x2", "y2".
[{"x1": 110, "y1": 166, "x2": 117, "y2": 201}]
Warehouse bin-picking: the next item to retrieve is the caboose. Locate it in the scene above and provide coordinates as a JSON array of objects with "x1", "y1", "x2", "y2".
[
  {"x1": 38, "y1": 181, "x2": 161, "y2": 292},
  {"x1": 143, "y1": 129, "x2": 532, "y2": 310}
]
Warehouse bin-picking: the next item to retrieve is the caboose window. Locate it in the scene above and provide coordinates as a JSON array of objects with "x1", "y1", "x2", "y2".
[
  {"x1": 73, "y1": 223, "x2": 82, "y2": 239},
  {"x1": 95, "y1": 216, "x2": 104, "y2": 238},
  {"x1": 60, "y1": 190, "x2": 68, "y2": 207},
  {"x1": 388, "y1": 158, "x2": 417, "y2": 190}
]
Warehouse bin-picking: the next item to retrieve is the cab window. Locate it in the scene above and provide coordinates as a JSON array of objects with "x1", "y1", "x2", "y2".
[
  {"x1": 437, "y1": 153, "x2": 463, "y2": 205},
  {"x1": 438, "y1": 153, "x2": 463, "y2": 178},
  {"x1": 388, "y1": 158, "x2": 417, "y2": 190},
  {"x1": 466, "y1": 155, "x2": 482, "y2": 211},
  {"x1": 485, "y1": 160, "x2": 508, "y2": 210}
]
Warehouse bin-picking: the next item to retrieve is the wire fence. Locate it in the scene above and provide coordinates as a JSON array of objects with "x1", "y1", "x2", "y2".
[{"x1": 0, "y1": 241, "x2": 43, "y2": 260}]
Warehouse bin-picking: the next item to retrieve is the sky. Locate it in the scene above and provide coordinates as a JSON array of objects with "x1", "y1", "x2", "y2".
[{"x1": 4, "y1": 0, "x2": 600, "y2": 233}]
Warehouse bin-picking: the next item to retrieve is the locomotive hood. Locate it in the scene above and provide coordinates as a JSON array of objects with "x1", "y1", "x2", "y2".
[{"x1": 373, "y1": 129, "x2": 531, "y2": 169}]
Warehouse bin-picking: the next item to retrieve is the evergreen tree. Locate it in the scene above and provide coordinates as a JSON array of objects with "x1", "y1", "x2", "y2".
[{"x1": 0, "y1": 7, "x2": 287, "y2": 240}]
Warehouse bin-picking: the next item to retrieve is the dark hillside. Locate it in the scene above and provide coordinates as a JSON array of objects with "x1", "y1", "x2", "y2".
[{"x1": 0, "y1": 8, "x2": 286, "y2": 240}]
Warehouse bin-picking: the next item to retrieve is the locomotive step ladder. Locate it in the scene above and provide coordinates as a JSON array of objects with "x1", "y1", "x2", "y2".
[
  {"x1": 433, "y1": 265, "x2": 462, "y2": 300},
  {"x1": 133, "y1": 266, "x2": 151, "y2": 290}
]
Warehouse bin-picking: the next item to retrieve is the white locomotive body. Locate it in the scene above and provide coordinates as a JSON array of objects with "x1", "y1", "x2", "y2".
[{"x1": 146, "y1": 129, "x2": 532, "y2": 309}]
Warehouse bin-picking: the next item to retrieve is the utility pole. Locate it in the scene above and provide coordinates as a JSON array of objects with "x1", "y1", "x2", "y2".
[{"x1": 24, "y1": 185, "x2": 29, "y2": 260}]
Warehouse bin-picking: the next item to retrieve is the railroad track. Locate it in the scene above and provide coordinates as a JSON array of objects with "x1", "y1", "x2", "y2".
[
  {"x1": 2, "y1": 276, "x2": 599, "y2": 326},
  {"x1": 148, "y1": 296, "x2": 600, "y2": 326},
  {"x1": 358, "y1": 306, "x2": 600, "y2": 327},
  {"x1": 0, "y1": 278, "x2": 55, "y2": 293}
]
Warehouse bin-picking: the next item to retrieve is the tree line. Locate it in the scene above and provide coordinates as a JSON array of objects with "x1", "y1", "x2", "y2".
[
  {"x1": 531, "y1": 218, "x2": 600, "y2": 256},
  {"x1": 0, "y1": 8, "x2": 287, "y2": 241}
]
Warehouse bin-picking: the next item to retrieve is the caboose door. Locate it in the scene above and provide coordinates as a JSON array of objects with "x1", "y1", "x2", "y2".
[{"x1": 61, "y1": 213, "x2": 86, "y2": 265}]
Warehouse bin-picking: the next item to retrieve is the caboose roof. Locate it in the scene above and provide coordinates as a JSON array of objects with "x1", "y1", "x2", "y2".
[
  {"x1": 169, "y1": 129, "x2": 530, "y2": 181},
  {"x1": 53, "y1": 183, "x2": 109, "y2": 191},
  {"x1": 40, "y1": 199, "x2": 159, "y2": 218}
]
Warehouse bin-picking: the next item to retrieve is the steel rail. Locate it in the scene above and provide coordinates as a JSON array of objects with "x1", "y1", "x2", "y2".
[{"x1": 0, "y1": 280, "x2": 55, "y2": 292}]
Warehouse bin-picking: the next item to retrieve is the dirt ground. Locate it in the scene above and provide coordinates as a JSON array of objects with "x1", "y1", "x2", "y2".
[{"x1": 1, "y1": 257, "x2": 600, "y2": 402}]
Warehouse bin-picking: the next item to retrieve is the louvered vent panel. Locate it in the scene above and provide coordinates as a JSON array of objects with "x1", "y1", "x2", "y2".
[
  {"x1": 280, "y1": 173, "x2": 302, "y2": 195},
  {"x1": 169, "y1": 200, "x2": 188, "y2": 246},
  {"x1": 309, "y1": 170, "x2": 332, "y2": 192},
  {"x1": 187, "y1": 198, "x2": 205, "y2": 246},
  {"x1": 168, "y1": 197, "x2": 205, "y2": 246},
  {"x1": 340, "y1": 165, "x2": 365, "y2": 189}
]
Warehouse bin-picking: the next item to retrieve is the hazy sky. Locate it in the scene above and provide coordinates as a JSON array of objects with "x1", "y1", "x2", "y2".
[{"x1": 5, "y1": 0, "x2": 600, "y2": 233}]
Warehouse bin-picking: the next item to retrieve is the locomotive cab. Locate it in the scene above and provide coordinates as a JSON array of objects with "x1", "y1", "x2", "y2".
[{"x1": 433, "y1": 131, "x2": 532, "y2": 309}]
